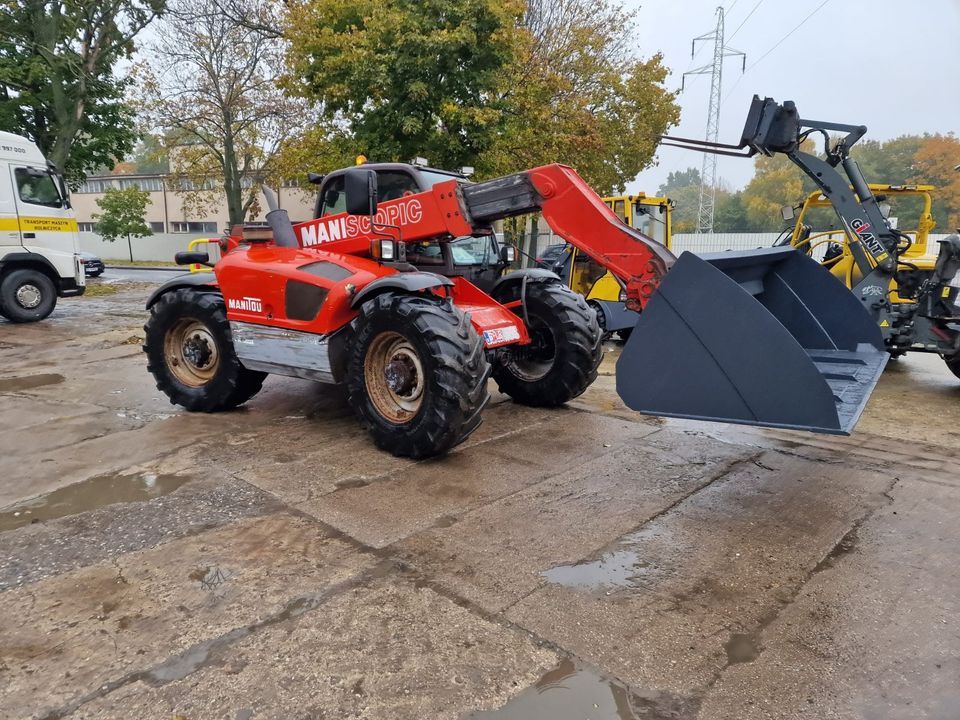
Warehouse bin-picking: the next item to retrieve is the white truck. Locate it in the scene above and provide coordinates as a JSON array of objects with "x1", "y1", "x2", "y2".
[{"x1": 0, "y1": 131, "x2": 85, "y2": 322}]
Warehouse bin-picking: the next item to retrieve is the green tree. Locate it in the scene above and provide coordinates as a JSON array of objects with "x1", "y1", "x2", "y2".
[
  {"x1": 850, "y1": 135, "x2": 923, "y2": 186},
  {"x1": 283, "y1": 0, "x2": 521, "y2": 171},
  {"x1": 0, "y1": 0, "x2": 164, "y2": 182},
  {"x1": 93, "y1": 186, "x2": 153, "y2": 262},
  {"x1": 713, "y1": 191, "x2": 748, "y2": 232},
  {"x1": 657, "y1": 167, "x2": 701, "y2": 233}
]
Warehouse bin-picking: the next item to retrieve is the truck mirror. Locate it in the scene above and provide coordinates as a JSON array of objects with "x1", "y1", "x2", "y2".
[
  {"x1": 500, "y1": 245, "x2": 515, "y2": 263},
  {"x1": 345, "y1": 168, "x2": 378, "y2": 216},
  {"x1": 879, "y1": 203, "x2": 892, "y2": 219},
  {"x1": 780, "y1": 205, "x2": 795, "y2": 221}
]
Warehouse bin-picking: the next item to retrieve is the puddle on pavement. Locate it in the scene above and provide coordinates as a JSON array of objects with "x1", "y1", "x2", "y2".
[
  {"x1": 0, "y1": 373, "x2": 64, "y2": 392},
  {"x1": 542, "y1": 528, "x2": 665, "y2": 592},
  {"x1": 0, "y1": 471, "x2": 192, "y2": 532},
  {"x1": 465, "y1": 657, "x2": 694, "y2": 719},
  {"x1": 724, "y1": 632, "x2": 761, "y2": 665}
]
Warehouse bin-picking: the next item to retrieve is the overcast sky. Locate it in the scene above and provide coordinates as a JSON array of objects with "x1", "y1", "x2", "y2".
[{"x1": 625, "y1": 0, "x2": 960, "y2": 194}]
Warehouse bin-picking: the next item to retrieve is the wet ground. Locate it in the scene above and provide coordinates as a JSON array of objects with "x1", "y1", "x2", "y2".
[{"x1": 1, "y1": 283, "x2": 959, "y2": 719}]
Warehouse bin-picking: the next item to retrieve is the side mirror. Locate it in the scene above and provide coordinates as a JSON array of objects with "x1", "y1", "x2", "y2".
[
  {"x1": 500, "y1": 245, "x2": 515, "y2": 263},
  {"x1": 879, "y1": 203, "x2": 892, "y2": 219},
  {"x1": 780, "y1": 205, "x2": 796, "y2": 221},
  {"x1": 344, "y1": 168, "x2": 378, "y2": 216}
]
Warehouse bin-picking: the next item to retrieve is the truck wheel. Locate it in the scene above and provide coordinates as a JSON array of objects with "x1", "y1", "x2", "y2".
[
  {"x1": 347, "y1": 293, "x2": 490, "y2": 459},
  {"x1": 493, "y1": 281, "x2": 602, "y2": 406},
  {"x1": 143, "y1": 289, "x2": 266, "y2": 412},
  {"x1": 0, "y1": 269, "x2": 57, "y2": 323}
]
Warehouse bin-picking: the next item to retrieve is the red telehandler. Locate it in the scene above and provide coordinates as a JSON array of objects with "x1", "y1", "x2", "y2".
[{"x1": 144, "y1": 101, "x2": 887, "y2": 458}]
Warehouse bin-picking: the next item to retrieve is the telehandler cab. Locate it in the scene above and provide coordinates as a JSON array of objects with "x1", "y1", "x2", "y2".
[
  {"x1": 145, "y1": 141, "x2": 887, "y2": 457},
  {"x1": 664, "y1": 96, "x2": 960, "y2": 379}
]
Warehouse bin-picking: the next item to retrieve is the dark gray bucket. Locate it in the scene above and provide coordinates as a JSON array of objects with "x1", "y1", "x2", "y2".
[{"x1": 616, "y1": 247, "x2": 887, "y2": 435}]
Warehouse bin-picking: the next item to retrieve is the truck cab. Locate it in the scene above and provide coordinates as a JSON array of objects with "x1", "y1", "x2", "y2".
[{"x1": 0, "y1": 131, "x2": 85, "y2": 322}]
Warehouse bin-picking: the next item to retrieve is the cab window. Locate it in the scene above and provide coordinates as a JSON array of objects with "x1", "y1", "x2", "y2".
[
  {"x1": 377, "y1": 171, "x2": 420, "y2": 201},
  {"x1": 319, "y1": 176, "x2": 346, "y2": 216},
  {"x1": 15, "y1": 168, "x2": 63, "y2": 208}
]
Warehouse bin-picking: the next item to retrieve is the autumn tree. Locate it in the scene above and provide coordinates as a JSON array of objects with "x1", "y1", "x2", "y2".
[
  {"x1": 94, "y1": 186, "x2": 153, "y2": 262},
  {"x1": 137, "y1": 0, "x2": 306, "y2": 225},
  {"x1": 484, "y1": 0, "x2": 680, "y2": 194},
  {"x1": 911, "y1": 134, "x2": 960, "y2": 232},
  {"x1": 0, "y1": 0, "x2": 163, "y2": 182}
]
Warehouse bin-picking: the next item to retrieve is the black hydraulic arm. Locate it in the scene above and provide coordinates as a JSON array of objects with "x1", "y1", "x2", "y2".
[{"x1": 662, "y1": 96, "x2": 898, "y2": 276}]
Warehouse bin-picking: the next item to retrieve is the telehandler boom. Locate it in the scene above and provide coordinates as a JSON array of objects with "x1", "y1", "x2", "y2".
[{"x1": 145, "y1": 144, "x2": 887, "y2": 457}]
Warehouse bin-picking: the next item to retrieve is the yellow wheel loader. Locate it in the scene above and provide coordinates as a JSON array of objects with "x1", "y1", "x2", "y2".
[
  {"x1": 781, "y1": 184, "x2": 938, "y2": 308},
  {"x1": 548, "y1": 193, "x2": 673, "y2": 339}
]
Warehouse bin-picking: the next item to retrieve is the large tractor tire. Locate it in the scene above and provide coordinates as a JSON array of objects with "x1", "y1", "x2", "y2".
[
  {"x1": 144, "y1": 289, "x2": 266, "y2": 412},
  {"x1": 0, "y1": 269, "x2": 57, "y2": 323},
  {"x1": 492, "y1": 280, "x2": 602, "y2": 406},
  {"x1": 347, "y1": 292, "x2": 490, "y2": 459}
]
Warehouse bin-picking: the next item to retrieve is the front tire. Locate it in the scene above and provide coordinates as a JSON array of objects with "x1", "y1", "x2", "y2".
[
  {"x1": 0, "y1": 269, "x2": 57, "y2": 323},
  {"x1": 492, "y1": 281, "x2": 602, "y2": 406},
  {"x1": 347, "y1": 293, "x2": 490, "y2": 458},
  {"x1": 143, "y1": 289, "x2": 266, "y2": 411}
]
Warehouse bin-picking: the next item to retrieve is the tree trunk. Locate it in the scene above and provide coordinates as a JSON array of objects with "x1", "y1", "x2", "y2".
[{"x1": 127, "y1": 234, "x2": 133, "y2": 262}]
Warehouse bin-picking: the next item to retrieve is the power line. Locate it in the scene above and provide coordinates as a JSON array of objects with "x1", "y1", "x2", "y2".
[
  {"x1": 727, "y1": 0, "x2": 763, "y2": 42},
  {"x1": 745, "y1": 0, "x2": 830, "y2": 71},
  {"x1": 720, "y1": 0, "x2": 830, "y2": 107}
]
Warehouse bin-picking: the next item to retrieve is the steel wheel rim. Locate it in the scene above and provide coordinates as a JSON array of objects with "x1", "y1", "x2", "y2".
[
  {"x1": 164, "y1": 319, "x2": 220, "y2": 387},
  {"x1": 506, "y1": 319, "x2": 555, "y2": 382},
  {"x1": 15, "y1": 283, "x2": 42, "y2": 309},
  {"x1": 364, "y1": 331, "x2": 425, "y2": 424}
]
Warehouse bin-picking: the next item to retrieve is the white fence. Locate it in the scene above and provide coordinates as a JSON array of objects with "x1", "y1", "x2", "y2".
[
  {"x1": 525, "y1": 231, "x2": 952, "y2": 264},
  {"x1": 79, "y1": 232, "x2": 215, "y2": 262}
]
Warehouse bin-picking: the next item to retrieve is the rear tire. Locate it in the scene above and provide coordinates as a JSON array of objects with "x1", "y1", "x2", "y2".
[
  {"x1": 144, "y1": 289, "x2": 266, "y2": 411},
  {"x1": 347, "y1": 292, "x2": 490, "y2": 459},
  {"x1": 492, "y1": 281, "x2": 602, "y2": 406},
  {"x1": 0, "y1": 269, "x2": 57, "y2": 323}
]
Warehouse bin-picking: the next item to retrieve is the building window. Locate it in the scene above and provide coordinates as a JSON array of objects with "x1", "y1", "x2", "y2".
[
  {"x1": 118, "y1": 177, "x2": 164, "y2": 192},
  {"x1": 76, "y1": 179, "x2": 114, "y2": 193},
  {"x1": 171, "y1": 221, "x2": 218, "y2": 234},
  {"x1": 149, "y1": 221, "x2": 165, "y2": 233},
  {"x1": 79, "y1": 222, "x2": 97, "y2": 233}
]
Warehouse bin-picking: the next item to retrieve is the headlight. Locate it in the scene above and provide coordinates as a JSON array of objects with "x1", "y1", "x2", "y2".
[{"x1": 618, "y1": 289, "x2": 628, "y2": 303}]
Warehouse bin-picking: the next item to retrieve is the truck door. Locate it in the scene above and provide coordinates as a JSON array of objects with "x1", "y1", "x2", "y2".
[
  {"x1": 10, "y1": 164, "x2": 81, "y2": 282},
  {"x1": 0, "y1": 161, "x2": 19, "y2": 255}
]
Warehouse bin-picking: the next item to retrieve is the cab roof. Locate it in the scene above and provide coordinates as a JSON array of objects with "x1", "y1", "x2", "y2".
[{"x1": 0, "y1": 131, "x2": 47, "y2": 166}]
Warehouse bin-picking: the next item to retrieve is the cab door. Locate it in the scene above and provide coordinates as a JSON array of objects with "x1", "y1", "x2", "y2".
[
  {"x1": 0, "y1": 161, "x2": 20, "y2": 254},
  {"x1": 10, "y1": 164, "x2": 80, "y2": 281}
]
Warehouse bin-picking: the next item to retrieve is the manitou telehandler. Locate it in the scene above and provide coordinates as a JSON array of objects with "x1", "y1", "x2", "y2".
[
  {"x1": 664, "y1": 96, "x2": 960, "y2": 380},
  {"x1": 144, "y1": 105, "x2": 888, "y2": 458}
]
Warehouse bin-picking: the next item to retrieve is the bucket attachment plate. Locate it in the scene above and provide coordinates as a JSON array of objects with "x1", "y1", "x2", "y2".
[{"x1": 616, "y1": 247, "x2": 887, "y2": 435}]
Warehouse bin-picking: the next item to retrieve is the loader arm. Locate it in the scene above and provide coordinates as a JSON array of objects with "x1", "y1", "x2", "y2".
[{"x1": 662, "y1": 95, "x2": 900, "y2": 285}]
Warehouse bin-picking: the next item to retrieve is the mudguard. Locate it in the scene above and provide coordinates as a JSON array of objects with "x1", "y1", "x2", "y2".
[
  {"x1": 350, "y1": 271, "x2": 453, "y2": 308},
  {"x1": 617, "y1": 247, "x2": 887, "y2": 435},
  {"x1": 145, "y1": 271, "x2": 218, "y2": 309}
]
